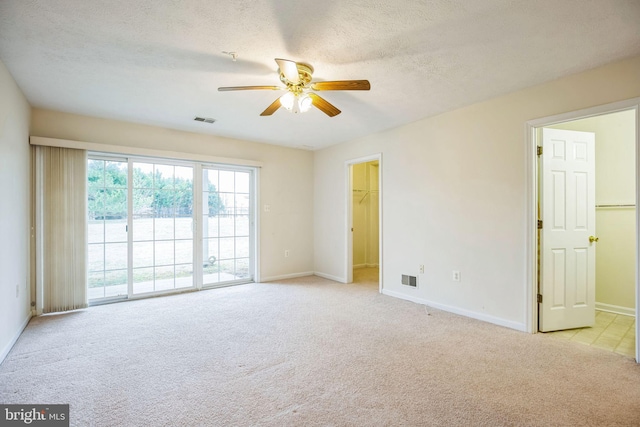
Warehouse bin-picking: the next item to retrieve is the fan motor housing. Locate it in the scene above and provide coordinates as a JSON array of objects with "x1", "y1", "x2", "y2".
[{"x1": 279, "y1": 62, "x2": 314, "y2": 87}]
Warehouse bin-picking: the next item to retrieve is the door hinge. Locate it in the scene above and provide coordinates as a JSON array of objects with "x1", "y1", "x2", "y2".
[
  {"x1": 537, "y1": 294, "x2": 543, "y2": 303},
  {"x1": 537, "y1": 146, "x2": 543, "y2": 156},
  {"x1": 537, "y1": 220, "x2": 543, "y2": 229}
]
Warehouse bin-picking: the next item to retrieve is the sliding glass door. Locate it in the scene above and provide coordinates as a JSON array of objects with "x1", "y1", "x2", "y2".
[
  {"x1": 202, "y1": 167, "x2": 254, "y2": 286},
  {"x1": 88, "y1": 155, "x2": 256, "y2": 303}
]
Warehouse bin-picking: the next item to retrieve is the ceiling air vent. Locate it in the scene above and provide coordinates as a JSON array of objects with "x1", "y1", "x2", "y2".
[{"x1": 194, "y1": 116, "x2": 216, "y2": 124}]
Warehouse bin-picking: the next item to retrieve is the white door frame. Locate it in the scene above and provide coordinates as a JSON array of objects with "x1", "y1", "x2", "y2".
[
  {"x1": 345, "y1": 153, "x2": 383, "y2": 292},
  {"x1": 525, "y1": 97, "x2": 640, "y2": 361}
]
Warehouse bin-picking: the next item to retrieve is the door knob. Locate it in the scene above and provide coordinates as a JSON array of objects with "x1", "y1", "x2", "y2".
[{"x1": 589, "y1": 236, "x2": 599, "y2": 243}]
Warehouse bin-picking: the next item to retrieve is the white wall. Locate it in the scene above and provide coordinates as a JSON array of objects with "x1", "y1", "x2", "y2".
[
  {"x1": 0, "y1": 60, "x2": 32, "y2": 362},
  {"x1": 550, "y1": 110, "x2": 636, "y2": 313},
  {"x1": 314, "y1": 55, "x2": 640, "y2": 330},
  {"x1": 30, "y1": 109, "x2": 314, "y2": 282}
]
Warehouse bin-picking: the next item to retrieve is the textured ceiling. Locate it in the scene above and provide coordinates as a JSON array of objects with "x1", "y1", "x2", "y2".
[{"x1": 1, "y1": 0, "x2": 639, "y2": 150}]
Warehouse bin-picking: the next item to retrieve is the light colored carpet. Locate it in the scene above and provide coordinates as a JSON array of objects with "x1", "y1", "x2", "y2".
[{"x1": 1, "y1": 272, "x2": 640, "y2": 426}]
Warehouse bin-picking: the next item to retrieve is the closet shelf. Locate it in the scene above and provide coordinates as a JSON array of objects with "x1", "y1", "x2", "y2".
[
  {"x1": 353, "y1": 189, "x2": 379, "y2": 204},
  {"x1": 595, "y1": 204, "x2": 635, "y2": 209}
]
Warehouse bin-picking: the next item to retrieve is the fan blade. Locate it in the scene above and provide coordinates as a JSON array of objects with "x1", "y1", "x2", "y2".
[
  {"x1": 308, "y1": 93, "x2": 341, "y2": 117},
  {"x1": 275, "y1": 58, "x2": 300, "y2": 84},
  {"x1": 218, "y1": 86, "x2": 282, "y2": 91},
  {"x1": 260, "y1": 98, "x2": 281, "y2": 116},
  {"x1": 311, "y1": 80, "x2": 371, "y2": 91}
]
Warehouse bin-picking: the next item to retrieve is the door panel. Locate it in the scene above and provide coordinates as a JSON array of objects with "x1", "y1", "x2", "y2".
[
  {"x1": 132, "y1": 161, "x2": 194, "y2": 295},
  {"x1": 551, "y1": 171, "x2": 566, "y2": 229},
  {"x1": 540, "y1": 128, "x2": 596, "y2": 332},
  {"x1": 87, "y1": 158, "x2": 128, "y2": 300},
  {"x1": 551, "y1": 249, "x2": 566, "y2": 308},
  {"x1": 202, "y1": 168, "x2": 254, "y2": 286}
]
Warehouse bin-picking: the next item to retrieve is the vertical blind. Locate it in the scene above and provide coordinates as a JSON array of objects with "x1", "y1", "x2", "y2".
[{"x1": 36, "y1": 146, "x2": 88, "y2": 313}]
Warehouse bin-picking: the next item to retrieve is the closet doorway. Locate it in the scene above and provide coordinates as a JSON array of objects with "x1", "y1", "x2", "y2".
[
  {"x1": 346, "y1": 154, "x2": 382, "y2": 290},
  {"x1": 539, "y1": 110, "x2": 637, "y2": 357}
]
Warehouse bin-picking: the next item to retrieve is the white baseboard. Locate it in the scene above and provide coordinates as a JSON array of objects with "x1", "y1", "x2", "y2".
[
  {"x1": 313, "y1": 271, "x2": 347, "y2": 283},
  {"x1": 260, "y1": 271, "x2": 315, "y2": 283},
  {"x1": 381, "y1": 289, "x2": 527, "y2": 332},
  {"x1": 262, "y1": 271, "x2": 348, "y2": 284},
  {"x1": 354, "y1": 264, "x2": 379, "y2": 269},
  {"x1": 0, "y1": 313, "x2": 32, "y2": 365},
  {"x1": 596, "y1": 302, "x2": 635, "y2": 317}
]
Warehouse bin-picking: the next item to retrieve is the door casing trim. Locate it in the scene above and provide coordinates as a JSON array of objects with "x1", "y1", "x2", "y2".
[
  {"x1": 345, "y1": 153, "x2": 383, "y2": 291},
  {"x1": 525, "y1": 97, "x2": 640, "y2": 361}
]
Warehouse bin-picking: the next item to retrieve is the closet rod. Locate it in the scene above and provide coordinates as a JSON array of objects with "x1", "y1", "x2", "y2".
[
  {"x1": 595, "y1": 204, "x2": 636, "y2": 208},
  {"x1": 359, "y1": 191, "x2": 370, "y2": 204}
]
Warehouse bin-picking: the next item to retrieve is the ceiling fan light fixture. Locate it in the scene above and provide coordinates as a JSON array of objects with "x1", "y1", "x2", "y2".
[
  {"x1": 280, "y1": 92, "x2": 295, "y2": 111},
  {"x1": 280, "y1": 92, "x2": 312, "y2": 114},
  {"x1": 299, "y1": 94, "x2": 312, "y2": 112},
  {"x1": 219, "y1": 58, "x2": 370, "y2": 117}
]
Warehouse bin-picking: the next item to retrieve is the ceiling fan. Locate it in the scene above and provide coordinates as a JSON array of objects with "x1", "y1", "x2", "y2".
[{"x1": 218, "y1": 58, "x2": 370, "y2": 117}]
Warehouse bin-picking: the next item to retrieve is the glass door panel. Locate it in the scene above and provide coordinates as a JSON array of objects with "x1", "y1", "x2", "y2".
[
  {"x1": 174, "y1": 165, "x2": 194, "y2": 288},
  {"x1": 202, "y1": 168, "x2": 253, "y2": 286},
  {"x1": 132, "y1": 161, "x2": 194, "y2": 294},
  {"x1": 87, "y1": 159, "x2": 128, "y2": 300}
]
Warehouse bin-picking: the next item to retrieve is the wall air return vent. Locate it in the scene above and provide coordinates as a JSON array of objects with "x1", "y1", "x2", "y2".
[
  {"x1": 194, "y1": 116, "x2": 216, "y2": 124},
  {"x1": 401, "y1": 274, "x2": 417, "y2": 287}
]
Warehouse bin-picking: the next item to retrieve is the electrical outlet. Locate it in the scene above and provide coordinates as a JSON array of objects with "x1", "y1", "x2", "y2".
[
  {"x1": 452, "y1": 270, "x2": 461, "y2": 282},
  {"x1": 264, "y1": 204, "x2": 270, "y2": 212},
  {"x1": 284, "y1": 249, "x2": 290, "y2": 258},
  {"x1": 419, "y1": 265, "x2": 424, "y2": 274}
]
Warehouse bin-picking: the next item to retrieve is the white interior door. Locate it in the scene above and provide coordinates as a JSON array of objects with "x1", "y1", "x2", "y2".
[{"x1": 540, "y1": 128, "x2": 596, "y2": 332}]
